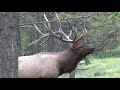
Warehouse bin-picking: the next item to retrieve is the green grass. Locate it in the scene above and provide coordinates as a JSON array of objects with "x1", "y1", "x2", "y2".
[
  {"x1": 59, "y1": 57, "x2": 120, "y2": 78},
  {"x1": 94, "y1": 46, "x2": 120, "y2": 58}
]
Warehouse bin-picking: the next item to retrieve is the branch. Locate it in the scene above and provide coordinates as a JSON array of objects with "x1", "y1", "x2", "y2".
[
  {"x1": 18, "y1": 13, "x2": 98, "y2": 27},
  {"x1": 39, "y1": 36, "x2": 50, "y2": 46},
  {"x1": 34, "y1": 24, "x2": 44, "y2": 35},
  {"x1": 75, "y1": 66, "x2": 97, "y2": 71},
  {"x1": 94, "y1": 30, "x2": 118, "y2": 51}
]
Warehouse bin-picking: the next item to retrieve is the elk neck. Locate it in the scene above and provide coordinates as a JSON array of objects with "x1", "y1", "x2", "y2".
[{"x1": 57, "y1": 47, "x2": 83, "y2": 75}]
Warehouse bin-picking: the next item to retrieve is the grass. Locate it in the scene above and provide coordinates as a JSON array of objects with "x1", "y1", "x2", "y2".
[{"x1": 59, "y1": 57, "x2": 120, "y2": 78}]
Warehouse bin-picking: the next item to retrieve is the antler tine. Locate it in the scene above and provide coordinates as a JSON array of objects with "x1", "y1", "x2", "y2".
[
  {"x1": 55, "y1": 12, "x2": 62, "y2": 31},
  {"x1": 44, "y1": 23, "x2": 49, "y2": 30},
  {"x1": 39, "y1": 36, "x2": 50, "y2": 46},
  {"x1": 30, "y1": 22, "x2": 51, "y2": 46},
  {"x1": 55, "y1": 12, "x2": 73, "y2": 41},
  {"x1": 83, "y1": 27, "x2": 88, "y2": 36},
  {"x1": 75, "y1": 27, "x2": 88, "y2": 42},
  {"x1": 30, "y1": 33, "x2": 50, "y2": 46},
  {"x1": 34, "y1": 24, "x2": 44, "y2": 35},
  {"x1": 68, "y1": 29, "x2": 72, "y2": 37},
  {"x1": 43, "y1": 13, "x2": 59, "y2": 37},
  {"x1": 43, "y1": 13, "x2": 51, "y2": 30},
  {"x1": 73, "y1": 27, "x2": 78, "y2": 41}
]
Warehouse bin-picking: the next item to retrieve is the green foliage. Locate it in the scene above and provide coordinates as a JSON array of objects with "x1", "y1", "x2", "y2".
[
  {"x1": 20, "y1": 29, "x2": 30, "y2": 55},
  {"x1": 93, "y1": 46, "x2": 120, "y2": 58}
]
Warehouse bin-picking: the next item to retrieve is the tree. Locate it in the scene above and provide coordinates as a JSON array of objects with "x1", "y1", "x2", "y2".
[{"x1": 0, "y1": 12, "x2": 20, "y2": 78}]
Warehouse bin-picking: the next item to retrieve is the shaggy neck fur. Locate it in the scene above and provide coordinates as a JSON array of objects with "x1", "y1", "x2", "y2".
[{"x1": 58, "y1": 48, "x2": 88, "y2": 75}]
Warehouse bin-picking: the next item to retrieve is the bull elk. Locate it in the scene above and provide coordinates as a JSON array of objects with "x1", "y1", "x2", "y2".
[{"x1": 18, "y1": 13, "x2": 95, "y2": 78}]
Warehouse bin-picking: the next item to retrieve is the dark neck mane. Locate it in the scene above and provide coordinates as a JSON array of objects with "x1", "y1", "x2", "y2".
[{"x1": 57, "y1": 48, "x2": 81, "y2": 75}]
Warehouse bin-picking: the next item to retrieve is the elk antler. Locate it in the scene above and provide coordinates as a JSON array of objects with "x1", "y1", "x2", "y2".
[{"x1": 30, "y1": 12, "x2": 88, "y2": 46}]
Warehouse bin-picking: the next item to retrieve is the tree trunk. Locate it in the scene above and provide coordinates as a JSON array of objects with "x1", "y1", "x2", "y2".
[
  {"x1": 47, "y1": 37, "x2": 54, "y2": 52},
  {"x1": 83, "y1": 36, "x2": 90, "y2": 65},
  {"x1": 46, "y1": 13, "x2": 55, "y2": 52},
  {"x1": 0, "y1": 12, "x2": 20, "y2": 78},
  {"x1": 84, "y1": 57, "x2": 90, "y2": 65},
  {"x1": 69, "y1": 70, "x2": 75, "y2": 78},
  {"x1": 82, "y1": 18, "x2": 90, "y2": 65}
]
